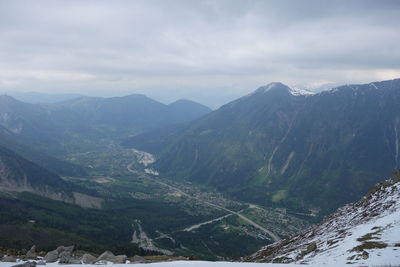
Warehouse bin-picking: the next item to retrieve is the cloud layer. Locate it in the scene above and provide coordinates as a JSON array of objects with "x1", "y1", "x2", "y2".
[{"x1": 1, "y1": 0, "x2": 399, "y2": 107}]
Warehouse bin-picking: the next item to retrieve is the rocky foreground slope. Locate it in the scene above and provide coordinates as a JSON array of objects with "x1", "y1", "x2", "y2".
[{"x1": 245, "y1": 171, "x2": 400, "y2": 265}]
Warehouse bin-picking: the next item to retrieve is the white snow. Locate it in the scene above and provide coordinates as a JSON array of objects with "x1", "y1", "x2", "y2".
[
  {"x1": 249, "y1": 179, "x2": 400, "y2": 265},
  {"x1": 306, "y1": 181, "x2": 400, "y2": 265},
  {"x1": 370, "y1": 83, "x2": 379, "y2": 90},
  {"x1": 309, "y1": 206, "x2": 400, "y2": 265},
  {"x1": 0, "y1": 261, "x2": 347, "y2": 267},
  {"x1": 252, "y1": 83, "x2": 315, "y2": 96},
  {"x1": 395, "y1": 125, "x2": 399, "y2": 168},
  {"x1": 288, "y1": 87, "x2": 315, "y2": 96}
]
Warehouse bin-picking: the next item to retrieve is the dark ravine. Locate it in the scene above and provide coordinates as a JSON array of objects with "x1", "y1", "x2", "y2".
[{"x1": 126, "y1": 78, "x2": 400, "y2": 214}]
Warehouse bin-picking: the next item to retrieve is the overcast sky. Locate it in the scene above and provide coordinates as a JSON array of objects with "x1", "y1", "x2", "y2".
[{"x1": 0, "y1": 0, "x2": 399, "y2": 108}]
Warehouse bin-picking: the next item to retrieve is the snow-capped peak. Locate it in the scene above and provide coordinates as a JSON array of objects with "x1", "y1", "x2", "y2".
[
  {"x1": 253, "y1": 83, "x2": 315, "y2": 96},
  {"x1": 254, "y1": 83, "x2": 288, "y2": 94}
]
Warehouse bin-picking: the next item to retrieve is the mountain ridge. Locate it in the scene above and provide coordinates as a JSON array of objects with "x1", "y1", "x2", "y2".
[
  {"x1": 125, "y1": 78, "x2": 400, "y2": 214},
  {"x1": 0, "y1": 93, "x2": 211, "y2": 139}
]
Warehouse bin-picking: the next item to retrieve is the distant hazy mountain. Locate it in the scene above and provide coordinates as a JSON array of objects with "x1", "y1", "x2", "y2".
[
  {"x1": 125, "y1": 79, "x2": 400, "y2": 214},
  {"x1": 167, "y1": 99, "x2": 212, "y2": 123},
  {"x1": 6, "y1": 92, "x2": 82, "y2": 104},
  {"x1": 0, "y1": 94, "x2": 211, "y2": 153},
  {"x1": 246, "y1": 171, "x2": 400, "y2": 265},
  {"x1": 55, "y1": 94, "x2": 211, "y2": 136}
]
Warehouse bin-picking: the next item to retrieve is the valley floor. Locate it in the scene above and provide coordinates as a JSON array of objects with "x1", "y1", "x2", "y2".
[{"x1": 61, "y1": 144, "x2": 310, "y2": 258}]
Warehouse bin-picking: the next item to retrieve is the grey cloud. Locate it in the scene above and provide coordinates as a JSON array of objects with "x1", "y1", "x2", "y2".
[{"x1": 0, "y1": 0, "x2": 399, "y2": 107}]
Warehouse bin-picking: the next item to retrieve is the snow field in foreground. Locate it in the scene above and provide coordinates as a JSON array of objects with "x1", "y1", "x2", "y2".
[{"x1": 0, "y1": 261, "x2": 352, "y2": 267}]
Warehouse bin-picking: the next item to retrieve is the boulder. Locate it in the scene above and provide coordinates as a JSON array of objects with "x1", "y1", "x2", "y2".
[
  {"x1": 71, "y1": 250, "x2": 86, "y2": 259},
  {"x1": 63, "y1": 246, "x2": 74, "y2": 254},
  {"x1": 55, "y1": 245, "x2": 73, "y2": 255},
  {"x1": 37, "y1": 251, "x2": 47, "y2": 257},
  {"x1": 26, "y1": 245, "x2": 37, "y2": 260},
  {"x1": 36, "y1": 261, "x2": 46, "y2": 265},
  {"x1": 132, "y1": 255, "x2": 147, "y2": 263},
  {"x1": 58, "y1": 251, "x2": 72, "y2": 264},
  {"x1": 56, "y1": 246, "x2": 65, "y2": 254},
  {"x1": 81, "y1": 253, "x2": 97, "y2": 264},
  {"x1": 112, "y1": 255, "x2": 127, "y2": 264},
  {"x1": 2, "y1": 255, "x2": 17, "y2": 262},
  {"x1": 43, "y1": 250, "x2": 58, "y2": 263},
  {"x1": 96, "y1": 251, "x2": 115, "y2": 262},
  {"x1": 12, "y1": 261, "x2": 37, "y2": 267}
]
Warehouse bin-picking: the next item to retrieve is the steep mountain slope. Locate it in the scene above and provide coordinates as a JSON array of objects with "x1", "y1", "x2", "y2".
[
  {"x1": 0, "y1": 125, "x2": 87, "y2": 176},
  {"x1": 167, "y1": 99, "x2": 212, "y2": 123},
  {"x1": 126, "y1": 79, "x2": 400, "y2": 214},
  {"x1": 0, "y1": 95, "x2": 65, "y2": 151},
  {"x1": 127, "y1": 82, "x2": 306, "y2": 184},
  {"x1": 0, "y1": 146, "x2": 101, "y2": 207},
  {"x1": 246, "y1": 171, "x2": 400, "y2": 265}
]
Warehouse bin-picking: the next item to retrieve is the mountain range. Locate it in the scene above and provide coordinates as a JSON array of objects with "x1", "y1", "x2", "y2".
[
  {"x1": 5, "y1": 92, "x2": 83, "y2": 104},
  {"x1": 1, "y1": 79, "x2": 399, "y2": 261},
  {"x1": 125, "y1": 79, "x2": 400, "y2": 214},
  {"x1": 0, "y1": 93, "x2": 211, "y2": 139},
  {"x1": 0, "y1": 94, "x2": 211, "y2": 172}
]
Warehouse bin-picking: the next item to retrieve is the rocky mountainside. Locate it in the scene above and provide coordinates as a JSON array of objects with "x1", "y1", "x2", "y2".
[
  {"x1": 0, "y1": 146, "x2": 101, "y2": 208},
  {"x1": 126, "y1": 78, "x2": 400, "y2": 214},
  {"x1": 245, "y1": 171, "x2": 400, "y2": 265}
]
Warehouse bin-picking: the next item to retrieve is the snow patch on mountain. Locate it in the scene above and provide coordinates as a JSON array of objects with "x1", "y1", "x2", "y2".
[
  {"x1": 246, "y1": 173, "x2": 400, "y2": 266},
  {"x1": 288, "y1": 87, "x2": 315, "y2": 96},
  {"x1": 252, "y1": 83, "x2": 315, "y2": 96},
  {"x1": 0, "y1": 261, "x2": 344, "y2": 267}
]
